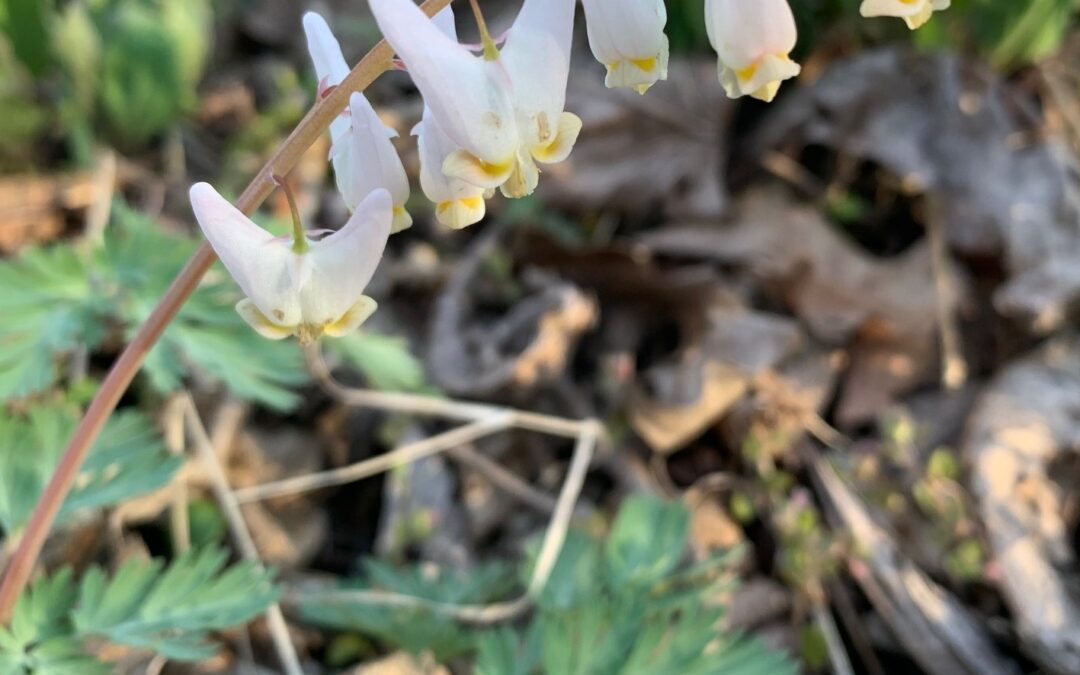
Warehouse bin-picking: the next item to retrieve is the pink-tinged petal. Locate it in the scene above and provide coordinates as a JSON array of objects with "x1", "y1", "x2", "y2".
[
  {"x1": 368, "y1": 0, "x2": 518, "y2": 164},
  {"x1": 189, "y1": 183, "x2": 301, "y2": 327},
  {"x1": 301, "y1": 188, "x2": 392, "y2": 325}
]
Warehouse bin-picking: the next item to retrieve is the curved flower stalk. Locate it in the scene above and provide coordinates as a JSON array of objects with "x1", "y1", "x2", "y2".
[
  {"x1": 705, "y1": 0, "x2": 801, "y2": 103},
  {"x1": 190, "y1": 183, "x2": 392, "y2": 344},
  {"x1": 581, "y1": 0, "x2": 669, "y2": 94},
  {"x1": 859, "y1": 0, "x2": 950, "y2": 30},
  {"x1": 369, "y1": 0, "x2": 581, "y2": 199},
  {"x1": 412, "y1": 7, "x2": 490, "y2": 229},
  {"x1": 303, "y1": 12, "x2": 412, "y2": 232}
]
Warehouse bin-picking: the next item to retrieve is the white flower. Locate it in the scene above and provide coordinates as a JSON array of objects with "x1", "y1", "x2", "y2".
[
  {"x1": 369, "y1": 0, "x2": 582, "y2": 199},
  {"x1": 190, "y1": 182, "x2": 392, "y2": 343},
  {"x1": 860, "y1": 0, "x2": 950, "y2": 30},
  {"x1": 705, "y1": 0, "x2": 801, "y2": 103},
  {"x1": 303, "y1": 12, "x2": 412, "y2": 232},
  {"x1": 582, "y1": 0, "x2": 669, "y2": 94},
  {"x1": 412, "y1": 7, "x2": 489, "y2": 230}
]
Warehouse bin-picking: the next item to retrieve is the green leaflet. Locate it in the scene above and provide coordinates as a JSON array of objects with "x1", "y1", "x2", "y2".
[
  {"x1": 0, "y1": 547, "x2": 279, "y2": 671},
  {"x1": 0, "y1": 403, "x2": 180, "y2": 536}
]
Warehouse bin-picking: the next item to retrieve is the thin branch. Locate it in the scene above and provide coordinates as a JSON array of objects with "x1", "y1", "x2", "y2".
[
  {"x1": 293, "y1": 422, "x2": 599, "y2": 624},
  {"x1": 0, "y1": 0, "x2": 455, "y2": 622},
  {"x1": 447, "y1": 444, "x2": 558, "y2": 514},
  {"x1": 926, "y1": 203, "x2": 967, "y2": 390},
  {"x1": 182, "y1": 394, "x2": 304, "y2": 675},
  {"x1": 307, "y1": 346, "x2": 590, "y2": 438},
  {"x1": 231, "y1": 416, "x2": 512, "y2": 504}
]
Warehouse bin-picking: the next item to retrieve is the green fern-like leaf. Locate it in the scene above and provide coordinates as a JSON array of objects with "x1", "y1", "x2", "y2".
[
  {"x1": 0, "y1": 245, "x2": 104, "y2": 401},
  {"x1": 0, "y1": 402, "x2": 181, "y2": 535},
  {"x1": 71, "y1": 547, "x2": 280, "y2": 661},
  {"x1": 0, "y1": 569, "x2": 108, "y2": 675}
]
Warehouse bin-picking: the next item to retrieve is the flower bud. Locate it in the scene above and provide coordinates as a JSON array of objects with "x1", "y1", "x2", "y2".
[
  {"x1": 582, "y1": 0, "x2": 669, "y2": 94},
  {"x1": 705, "y1": 0, "x2": 801, "y2": 103}
]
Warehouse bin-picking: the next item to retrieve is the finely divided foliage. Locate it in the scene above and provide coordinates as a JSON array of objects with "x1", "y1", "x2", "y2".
[
  {"x1": 0, "y1": 548, "x2": 279, "y2": 671},
  {"x1": 301, "y1": 496, "x2": 798, "y2": 674}
]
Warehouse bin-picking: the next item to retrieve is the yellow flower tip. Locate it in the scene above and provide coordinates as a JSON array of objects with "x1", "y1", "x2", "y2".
[
  {"x1": 236, "y1": 299, "x2": 294, "y2": 340},
  {"x1": 751, "y1": 81, "x2": 783, "y2": 103},
  {"x1": 531, "y1": 112, "x2": 582, "y2": 164},
  {"x1": 904, "y1": 6, "x2": 934, "y2": 29},
  {"x1": 235, "y1": 296, "x2": 377, "y2": 343},
  {"x1": 391, "y1": 205, "x2": 413, "y2": 234},
  {"x1": 500, "y1": 156, "x2": 540, "y2": 199},
  {"x1": 322, "y1": 296, "x2": 378, "y2": 338},
  {"x1": 435, "y1": 196, "x2": 486, "y2": 230},
  {"x1": 720, "y1": 52, "x2": 799, "y2": 102},
  {"x1": 442, "y1": 150, "x2": 515, "y2": 189},
  {"x1": 603, "y1": 46, "x2": 669, "y2": 94}
]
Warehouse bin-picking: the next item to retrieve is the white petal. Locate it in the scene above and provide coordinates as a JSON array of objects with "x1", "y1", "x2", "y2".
[
  {"x1": 333, "y1": 92, "x2": 411, "y2": 214},
  {"x1": 416, "y1": 110, "x2": 487, "y2": 208},
  {"x1": 499, "y1": 0, "x2": 575, "y2": 148},
  {"x1": 368, "y1": 0, "x2": 518, "y2": 165},
  {"x1": 189, "y1": 183, "x2": 300, "y2": 327},
  {"x1": 705, "y1": 0, "x2": 797, "y2": 70},
  {"x1": 301, "y1": 188, "x2": 392, "y2": 326},
  {"x1": 303, "y1": 12, "x2": 351, "y2": 141}
]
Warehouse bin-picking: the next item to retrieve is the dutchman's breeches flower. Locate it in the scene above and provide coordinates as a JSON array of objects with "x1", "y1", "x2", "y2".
[
  {"x1": 369, "y1": 0, "x2": 581, "y2": 199},
  {"x1": 411, "y1": 7, "x2": 490, "y2": 230},
  {"x1": 705, "y1": 0, "x2": 801, "y2": 103},
  {"x1": 859, "y1": 0, "x2": 950, "y2": 30},
  {"x1": 303, "y1": 12, "x2": 412, "y2": 232},
  {"x1": 582, "y1": 0, "x2": 669, "y2": 94},
  {"x1": 190, "y1": 183, "x2": 392, "y2": 344}
]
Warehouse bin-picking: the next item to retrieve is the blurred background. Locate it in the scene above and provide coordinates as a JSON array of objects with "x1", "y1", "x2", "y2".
[{"x1": 1, "y1": 0, "x2": 1079, "y2": 673}]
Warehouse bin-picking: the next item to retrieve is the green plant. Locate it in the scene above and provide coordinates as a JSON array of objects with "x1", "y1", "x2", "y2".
[
  {"x1": 299, "y1": 496, "x2": 798, "y2": 673},
  {"x1": 0, "y1": 0, "x2": 212, "y2": 162},
  {"x1": 0, "y1": 399, "x2": 180, "y2": 536},
  {"x1": 0, "y1": 546, "x2": 279, "y2": 671}
]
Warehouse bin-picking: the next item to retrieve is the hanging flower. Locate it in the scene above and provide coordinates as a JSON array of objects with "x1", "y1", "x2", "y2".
[
  {"x1": 859, "y1": 0, "x2": 950, "y2": 30},
  {"x1": 581, "y1": 0, "x2": 669, "y2": 94},
  {"x1": 369, "y1": 0, "x2": 581, "y2": 199},
  {"x1": 705, "y1": 0, "x2": 801, "y2": 103},
  {"x1": 303, "y1": 12, "x2": 412, "y2": 232},
  {"x1": 412, "y1": 7, "x2": 490, "y2": 229},
  {"x1": 189, "y1": 183, "x2": 392, "y2": 343}
]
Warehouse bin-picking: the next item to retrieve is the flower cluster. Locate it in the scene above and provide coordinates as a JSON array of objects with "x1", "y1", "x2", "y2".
[{"x1": 190, "y1": 0, "x2": 950, "y2": 343}]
